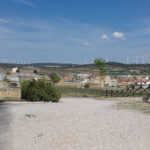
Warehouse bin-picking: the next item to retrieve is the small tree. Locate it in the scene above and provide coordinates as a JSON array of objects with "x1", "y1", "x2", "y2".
[
  {"x1": 94, "y1": 58, "x2": 106, "y2": 87},
  {"x1": 50, "y1": 72, "x2": 60, "y2": 84},
  {"x1": 33, "y1": 69, "x2": 38, "y2": 74},
  {"x1": 16, "y1": 69, "x2": 20, "y2": 73}
]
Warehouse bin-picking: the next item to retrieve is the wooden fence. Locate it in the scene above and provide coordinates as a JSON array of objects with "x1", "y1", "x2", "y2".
[
  {"x1": 57, "y1": 85, "x2": 150, "y2": 97},
  {"x1": 105, "y1": 85, "x2": 150, "y2": 97}
]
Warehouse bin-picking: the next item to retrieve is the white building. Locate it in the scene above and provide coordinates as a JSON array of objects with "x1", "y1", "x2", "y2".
[
  {"x1": 7, "y1": 76, "x2": 19, "y2": 82},
  {"x1": 12, "y1": 68, "x2": 18, "y2": 74},
  {"x1": 77, "y1": 73, "x2": 91, "y2": 78}
]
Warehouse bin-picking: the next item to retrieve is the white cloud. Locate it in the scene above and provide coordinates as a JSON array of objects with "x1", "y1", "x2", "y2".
[
  {"x1": 101, "y1": 34, "x2": 109, "y2": 40},
  {"x1": 1, "y1": 17, "x2": 150, "y2": 63},
  {"x1": 113, "y1": 32, "x2": 125, "y2": 40},
  {"x1": 14, "y1": 0, "x2": 35, "y2": 7}
]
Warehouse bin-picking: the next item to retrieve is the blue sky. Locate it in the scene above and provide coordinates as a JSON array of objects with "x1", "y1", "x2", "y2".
[{"x1": 0, "y1": 0, "x2": 150, "y2": 64}]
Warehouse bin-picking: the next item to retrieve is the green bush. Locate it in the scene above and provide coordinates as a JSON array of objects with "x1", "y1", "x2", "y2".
[
  {"x1": 3, "y1": 77, "x2": 11, "y2": 83},
  {"x1": 21, "y1": 80, "x2": 61, "y2": 102},
  {"x1": 84, "y1": 83, "x2": 90, "y2": 89},
  {"x1": 50, "y1": 72, "x2": 60, "y2": 84}
]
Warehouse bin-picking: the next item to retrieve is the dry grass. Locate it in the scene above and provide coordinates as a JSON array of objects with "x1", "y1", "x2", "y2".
[{"x1": 116, "y1": 101, "x2": 150, "y2": 114}]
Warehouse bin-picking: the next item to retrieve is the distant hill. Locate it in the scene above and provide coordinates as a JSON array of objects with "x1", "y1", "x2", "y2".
[{"x1": 0, "y1": 62, "x2": 150, "y2": 75}]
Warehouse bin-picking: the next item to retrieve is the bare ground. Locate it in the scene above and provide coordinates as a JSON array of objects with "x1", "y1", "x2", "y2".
[{"x1": 0, "y1": 98, "x2": 150, "y2": 150}]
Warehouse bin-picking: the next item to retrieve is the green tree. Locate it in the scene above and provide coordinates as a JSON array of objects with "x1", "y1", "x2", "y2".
[
  {"x1": 94, "y1": 58, "x2": 106, "y2": 87},
  {"x1": 21, "y1": 80, "x2": 31, "y2": 99},
  {"x1": 21, "y1": 79, "x2": 61, "y2": 102},
  {"x1": 50, "y1": 72, "x2": 60, "y2": 84}
]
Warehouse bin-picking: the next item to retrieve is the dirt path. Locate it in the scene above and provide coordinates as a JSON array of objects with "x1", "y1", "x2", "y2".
[{"x1": 1, "y1": 98, "x2": 150, "y2": 150}]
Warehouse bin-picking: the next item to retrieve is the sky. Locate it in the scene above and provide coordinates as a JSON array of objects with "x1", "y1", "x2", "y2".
[{"x1": 0, "y1": 0, "x2": 150, "y2": 64}]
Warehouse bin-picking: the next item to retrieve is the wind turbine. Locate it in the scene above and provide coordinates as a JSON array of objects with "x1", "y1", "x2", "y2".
[
  {"x1": 126, "y1": 56, "x2": 129, "y2": 64},
  {"x1": 136, "y1": 56, "x2": 138, "y2": 64},
  {"x1": 142, "y1": 56, "x2": 145, "y2": 64}
]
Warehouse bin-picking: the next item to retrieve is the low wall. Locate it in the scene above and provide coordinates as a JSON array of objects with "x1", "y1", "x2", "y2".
[{"x1": 0, "y1": 88, "x2": 21, "y2": 101}]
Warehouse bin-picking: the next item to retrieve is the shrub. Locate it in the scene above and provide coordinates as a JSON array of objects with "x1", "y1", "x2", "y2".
[
  {"x1": 21, "y1": 80, "x2": 61, "y2": 102},
  {"x1": 16, "y1": 69, "x2": 20, "y2": 73},
  {"x1": 33, "y1": 69, "x2": 38, "y2": 74},
  {"x1": 84, "y1": 83, "x2": 90, "y2": 89},
  {"x1": 3, "y1": 77, "x2": 11, "y2": 83},
  {"x1": 50, "y1": 72, "x2": 60, "y2": 84}
]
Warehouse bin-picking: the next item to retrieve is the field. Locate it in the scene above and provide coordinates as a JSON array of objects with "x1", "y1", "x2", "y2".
[
  {"x1": 38, "y1": 63, "x2": 150, "y2": 76},
  {"x1": 1, "y1": 98, "x2": 150, "y2": 150},
  {"x1": 56, "y1": 85, "x2": 150, "y2": 98},
  {"x1": 1, "y1": 62, "x2": 150, "y2": 77}
]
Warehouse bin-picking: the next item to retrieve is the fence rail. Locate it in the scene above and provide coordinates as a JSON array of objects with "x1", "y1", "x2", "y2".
[
  {"x1": 105, "y1": 85, "x2": 150, "y2": 97},
  {"x1": 57, "y1": 85, "x2": 150, "y2": 97}
]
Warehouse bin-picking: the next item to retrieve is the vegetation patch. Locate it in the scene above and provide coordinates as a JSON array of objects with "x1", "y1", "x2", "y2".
[
  {"x1": 116, "y1": 101, "x2": 150, "y2": 114},
  {"x1": 56, "y1": 85, "x2": 106, "y2": 97},
  {"x1": 25, "y1": 114, "x2": 36, "y2": 118},
  {"x1": 21, "y1": 80, "x2": 61, "y2": 102}
]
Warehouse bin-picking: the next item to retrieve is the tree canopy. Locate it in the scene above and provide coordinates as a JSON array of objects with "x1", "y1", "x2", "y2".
[{"x1": 94, "y1": 58, "x2": 106, "y2": 75}]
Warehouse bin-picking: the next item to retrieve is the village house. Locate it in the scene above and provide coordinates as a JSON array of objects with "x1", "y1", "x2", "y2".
[{"x1": 104, "y1": 76, "x2": 118, "y2": 87}]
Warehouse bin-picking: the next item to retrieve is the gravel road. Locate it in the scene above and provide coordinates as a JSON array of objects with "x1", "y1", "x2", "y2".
[{"x1": 0, "y1": 98, "x2": 150, "y2": 150}]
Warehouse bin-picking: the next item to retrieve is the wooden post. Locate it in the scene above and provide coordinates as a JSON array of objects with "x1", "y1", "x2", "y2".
[{"x1": 106, "y1": 90, "x2": 108, "y2": 96}]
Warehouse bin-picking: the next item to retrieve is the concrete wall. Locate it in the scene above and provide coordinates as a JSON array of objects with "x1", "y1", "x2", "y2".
[
  {"x1": 0, "y1": 81, "x2": 8, "y2": 88},
  {"x1": 0, "y1": 88, "x2": 21, "y2": 101}
]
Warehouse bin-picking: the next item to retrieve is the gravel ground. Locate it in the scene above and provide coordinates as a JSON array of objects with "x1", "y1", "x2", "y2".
[{"x1": 0, "y1": 97, "x2": 150, "y2": 150}]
